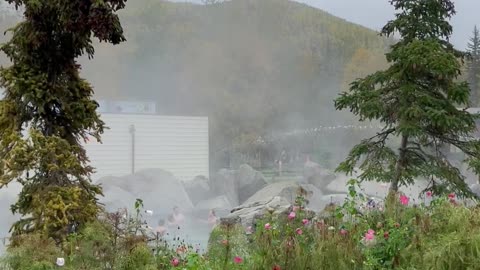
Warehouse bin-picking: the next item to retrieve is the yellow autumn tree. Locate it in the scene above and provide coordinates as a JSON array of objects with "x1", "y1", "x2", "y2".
[{"x1": 342, "y1": 48, "x2": 387, "y2": 92}]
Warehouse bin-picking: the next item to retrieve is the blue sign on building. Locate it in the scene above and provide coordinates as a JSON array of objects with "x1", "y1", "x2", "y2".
[{"x1": 96, "y1": 100, "x2": 156, "y2": 114}]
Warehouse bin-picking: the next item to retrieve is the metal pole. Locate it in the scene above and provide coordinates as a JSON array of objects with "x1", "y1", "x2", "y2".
[{"x1": 129, "y1": 124, "x2": 136, "y2": 174}]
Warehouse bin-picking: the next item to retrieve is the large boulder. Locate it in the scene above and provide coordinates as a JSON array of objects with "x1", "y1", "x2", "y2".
[
  {"x1": 228, "y1": 196, "x2": 291, "y2": 227},
  {"x1": 99, "y1": 185, "x2": 138, "y2": 212},
  {"x1": 97, "y1": 169, "x2": 193, "y2": 219},
  {"x1": 325, "y1": 174, "x2": 390, "y2": 198},
  {"x1": 325, "y1": 171, "x2": 428, "y2": 200},
  {"x1": 320, "y1": 194, "x2": 348, "y2": 206},
  {"x1": 243, "y1": 181, "x2": 322, "y2": 206},
  {"x1": 210, "y1": 169, "x2": 239, "y2": 206},
  {"x1": 193, "y1": 195, "x2": 232, "y2": 219},
  {"x1": 229, "y1": 181, "x2": 326, "y2": 227},
  {"x1": 236, "y1": 164, "x2": 268, "y2": 203},
  {"x1": 471, "y1": 183, "x2": 480, "y2": 197},
  {"x1": 183, "y1": 175, "x2": 212, "y2": 205},
  {"x1": 303, "y1": 160, "x2": 337, "y2": 191},
  {"x1": 300, "y1": 184, "x2": 328, "y2": 212}
]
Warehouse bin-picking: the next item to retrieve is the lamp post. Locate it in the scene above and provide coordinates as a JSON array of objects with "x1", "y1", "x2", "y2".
[{"x1": 129, "y1": 124, "x2": 136, "y2": 174}]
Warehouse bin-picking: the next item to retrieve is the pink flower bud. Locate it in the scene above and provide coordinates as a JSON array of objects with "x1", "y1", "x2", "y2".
[{"x1": 171, "y1": 258, "x2": 179, "y2": 267}]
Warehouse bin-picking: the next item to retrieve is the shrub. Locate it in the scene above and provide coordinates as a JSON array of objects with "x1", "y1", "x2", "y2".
[
  {"x1": 118, "y1": 244, "x2": 156, "y2": 270},
  {"x1": 1, "y1": 234, "x2": 60, "y2": 270},
  {"x1": 400, "y1": 201, "x2": 480, "y2": 269}
]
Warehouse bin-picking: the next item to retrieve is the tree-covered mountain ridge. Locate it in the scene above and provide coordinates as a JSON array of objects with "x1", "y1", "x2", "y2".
[{"x1": 0, "y1": 0, "x2": 392, "y2": 150}]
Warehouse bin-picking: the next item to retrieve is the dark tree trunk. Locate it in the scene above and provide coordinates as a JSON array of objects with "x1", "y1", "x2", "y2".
[{"x1": 391, "y1": 135, "x2": 408, "y2": 192}]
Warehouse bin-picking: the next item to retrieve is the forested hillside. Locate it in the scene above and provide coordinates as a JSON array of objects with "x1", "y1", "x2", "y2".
[{"x1": 0, "y1": 0, "x2": 391, "y2": 155}]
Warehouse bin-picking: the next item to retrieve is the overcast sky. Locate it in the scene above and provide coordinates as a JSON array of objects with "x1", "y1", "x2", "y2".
[
  {"x1": 296, "y1": 0, "x2": 478, "y2": 49},
  {"x1": 172, "y1": 0, "x2": 479, "y2": 49}
]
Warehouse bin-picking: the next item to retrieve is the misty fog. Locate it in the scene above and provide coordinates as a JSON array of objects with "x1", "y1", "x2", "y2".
[{"x1": 0, "y1": 0, "x2": 478, "y2": 253}]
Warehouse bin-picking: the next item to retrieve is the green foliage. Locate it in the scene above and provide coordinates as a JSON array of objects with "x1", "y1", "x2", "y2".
[
  {"x1": 1, "y1": 234, "x2": 61, "y2": 270},
  {"x1": 118, "y1": 244, "x2": 156, "y2": 270},
  {"x1": 335, "y1": 0, "x2": 480, "y2": 197},
  {"x1": 65, "y1": 221, "x2": 116, "y2": 270},
  {"x1": 0, "y1": 0, "x2": 126, "y2": 239},
  {"x1": 207, "y1": 221, "x2": 250, "y2": 269},
  {"x1": 204, "y1": 194, "x2": 363, "y2": 270},
  {"x1": 399, "y1": 201, "x2": 480, "y2": 269},
  {"x1": 3, "y1": 186, "x2": 480, "y2": 269}
]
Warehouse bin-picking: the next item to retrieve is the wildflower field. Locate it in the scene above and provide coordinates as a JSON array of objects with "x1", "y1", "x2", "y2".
[{"x1": 2, "y1": 180, "x2": 480, "y2": 270}]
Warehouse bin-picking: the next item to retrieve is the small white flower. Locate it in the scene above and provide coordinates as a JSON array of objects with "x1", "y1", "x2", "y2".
[
  {"x1": 56, "y1": 258, "x2": 65, "y2": 267},
  {"x1": 145, "y1": 210, "x2": 154, "y2": 216},
  {"x1": 328, "y1": 226, "x2": 335, "y2": 231}
]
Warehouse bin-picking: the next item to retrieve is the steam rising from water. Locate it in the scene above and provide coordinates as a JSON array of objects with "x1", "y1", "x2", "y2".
[{"x1": 0, "y1": 0, "x2": 478, "y2": 255}]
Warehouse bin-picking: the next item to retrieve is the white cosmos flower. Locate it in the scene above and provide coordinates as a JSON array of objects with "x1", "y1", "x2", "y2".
[{"x1": 56, "y1": 257, "x2": 65, "y2": 267}]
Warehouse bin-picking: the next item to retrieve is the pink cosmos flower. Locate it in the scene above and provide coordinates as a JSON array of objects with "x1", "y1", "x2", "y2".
[
  {"x1": 273, "y1": 265, "x2": 281, "y2": 270},
  {"x1": 292, "y1": 205, "x2": 300, "y2": 212},
  {"x1": 364, "y1": 229, "x2": 375, "y2": 241},
  {"x1": 426, "y1": 191, "x2": 432, "y2": 198},
  {"x1": 399, "y1": 195, "x2": 409, "y2": 205},
  {"x1": 264, "y1": 223, "x2": 272, "y2": 230},
  {"x1": 340, "y1": 229, "x2": 348, "y2": 236},
  {"x1": 296, "y1": 228, "x2": 303, "y2": 235},
  {"x1": 288, "y1": 212, "x2": 296, "y2": 220},
  {"x1": 171, "y1": 257, "x2": 179, "y2": 267},
  {"x1": 448, "y1": 193, "x2": 455, "y2": 199},
  {"x1": 365, "y1": 232, "x2": 375, "y2": 241},
  {"x1": 234, "y1": 256, "x2": 243, "y2": 264},
  {"x1": 302, "y1": 219, "x2": 309, "y2": 226}
]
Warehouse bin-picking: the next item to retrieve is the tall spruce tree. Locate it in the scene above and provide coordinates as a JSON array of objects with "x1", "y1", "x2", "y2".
[
  {"x1": 467, "y1": 26, "x2": 480, "y2": 106},
  {"x1": 0, "y1": 0, "x2": 126, "y2": 239},
  {"x1": 335, "y1": 0, "x2": 480, "y2": 197}
]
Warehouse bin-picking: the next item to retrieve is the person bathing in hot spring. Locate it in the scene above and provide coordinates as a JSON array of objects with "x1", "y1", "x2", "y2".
[
  {"x1": 167, "y1": 206, "x2": 185, "y2": 228},
  {"x1": 155, "y1": 219, "x2": 168, "y2": 237},
  {"x1": 198, "y1": 209, "x2": 218, "y2": 229}
]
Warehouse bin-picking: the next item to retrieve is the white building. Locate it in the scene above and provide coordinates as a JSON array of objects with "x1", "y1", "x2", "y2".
[{"x1": 83, "y1": 101, "x2": 209, "y2": 181}]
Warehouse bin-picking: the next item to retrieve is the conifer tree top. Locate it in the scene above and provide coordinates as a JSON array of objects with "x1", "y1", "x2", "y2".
[{"x1": 335, "y1": 0, "x2": 480, "y2": 197}]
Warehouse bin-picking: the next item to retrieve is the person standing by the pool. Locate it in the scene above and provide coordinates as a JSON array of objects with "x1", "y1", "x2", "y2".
[{"x1": 207, "y1": 209, "x2": 218, "y2": 229}]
